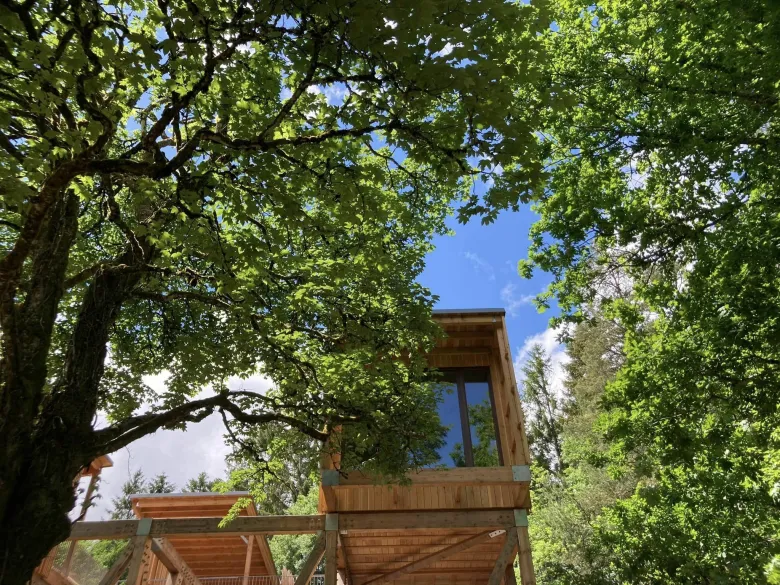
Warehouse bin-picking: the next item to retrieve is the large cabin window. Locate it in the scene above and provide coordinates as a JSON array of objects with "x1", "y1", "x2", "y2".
[{"x1": 435, "y1": 367, "x2": 502, "y2": 467}]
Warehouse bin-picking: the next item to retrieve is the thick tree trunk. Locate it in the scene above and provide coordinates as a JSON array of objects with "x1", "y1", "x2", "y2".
[
  {"x1": 0, "y1": 190, "x2": 150, "y2": 583},
  {"x1": 0, "y1": 192, "x2": 85, "y2": 584},
  {"x1": 0, "y1": 440, "x2": 86, "y2": 585}
]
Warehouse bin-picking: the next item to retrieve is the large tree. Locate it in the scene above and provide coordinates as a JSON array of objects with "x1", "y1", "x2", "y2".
[
  {"x1": 0, "y1": 0, "x2": 549, "y2": 580},
  {"x1": 509, "y1": 0, "x2": 780, "y2": 580}
]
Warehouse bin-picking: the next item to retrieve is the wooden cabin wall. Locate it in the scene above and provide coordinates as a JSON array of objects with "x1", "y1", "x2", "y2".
[
  {"x1": 321, "y1": 312, "x2": 533, "y2": 515},
  {"x1": 329, "y1": 483, "x2": 528, "y2": 512}
]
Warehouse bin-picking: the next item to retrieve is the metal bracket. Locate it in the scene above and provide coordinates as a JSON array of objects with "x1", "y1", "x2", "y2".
[
  {"x1": 488, "y1": 529, "x2": 507, "y2": 538},
  {"x1": 322, "y1": 469, "x2": 340, "y2": 487},
  {"x1": 325, "y1": 513, "x2": 339, "y2": 531},
  {"x1": 513, "y1": 509, "x2": 528, "y2": 528},
  {"x1": 136, "y1": 518, "x2": 153, "y2": 536},
  {"x1": 511, "y1": 465, "x2": 531, "y2": 482}
]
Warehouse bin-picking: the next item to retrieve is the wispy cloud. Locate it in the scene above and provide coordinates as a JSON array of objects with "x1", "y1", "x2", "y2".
[
  {"x1": 464, "y1": 251, "x2": 495, "y2": 281},
  {"x1": 500, "y1": 283, "x2": 535, "y2": 317}
]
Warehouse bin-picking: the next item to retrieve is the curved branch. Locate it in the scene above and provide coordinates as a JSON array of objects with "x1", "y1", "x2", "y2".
[{"x1": 91, "y1": 392, "x2": 329, "y2": 456}]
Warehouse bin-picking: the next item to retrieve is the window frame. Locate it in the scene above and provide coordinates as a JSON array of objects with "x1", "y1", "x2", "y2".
[{"x1": 439, "y1": 366, "x2": 504, "y2": 467}]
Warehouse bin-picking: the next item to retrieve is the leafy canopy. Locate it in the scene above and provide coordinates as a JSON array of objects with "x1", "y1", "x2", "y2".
[
  {"x1": 0, "y1": 0, "x2": 552, "y2": 576},
  {"x1": 0, "y1": 0, "x2": 550, "y2": 473},
  {"x1": 511, "y1": 0, "x2": 780, "y2": 581}
]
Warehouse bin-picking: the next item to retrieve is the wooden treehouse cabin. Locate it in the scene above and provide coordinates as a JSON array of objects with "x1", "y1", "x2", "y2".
[{"x1": 34, "y1": 308, "x2": 536, "y2": 585}]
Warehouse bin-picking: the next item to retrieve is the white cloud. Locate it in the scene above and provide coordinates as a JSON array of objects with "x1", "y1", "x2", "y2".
[
  {"x1": 464, "y1": 251, "x2": 495, "y2": 281},
  {"x1": 513, "y1": 325, "x2": 570, "y2": 401},
  {"x1": 85, "y1": 373, "x2": 273, "y2": 520},
  {"x1": 500, "y1": 283, "x2": 535, "y2": 317},
  {"x1": 322, "y1": 84, "x2": 349, "y2": 106}
]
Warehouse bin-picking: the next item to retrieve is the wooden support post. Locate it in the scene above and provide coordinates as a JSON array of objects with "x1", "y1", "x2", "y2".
[
  {"x1": 294, "y1": 531, "x2": 326, "y2": 585},
  {"x1": 125, "y1": 536, "x2": 153, "y2": 585},
  {"x1": 363, "y1": 530, "x2": 504, "y2": 585},
  {"x1": 496, "y1": 320, "x2": 531, "y2": 465},
  {"x1": 325, "y1": 514, "x2": 338, "y2": 585},
  {"x1": 321, "y1": 470, "x2": 339, "y2": 512},
  {"x1": 125, "y1": 519, "x2": 153, "y2": 585},
  {"x1": 243, "y1": 537, "x2": 254, "y2": 585},
  {"x1": 97, "y1": 543, "x2": 133, "y2": 585},
  {"x1": 503, "y1": 562, "x2": 517, "y2": 585},
  {"x1": 513, "y1": 510, "x2": 535, "y2": 585},
  {"x1": 488, "y1": 528, "x2": 518, "y2": 585}
]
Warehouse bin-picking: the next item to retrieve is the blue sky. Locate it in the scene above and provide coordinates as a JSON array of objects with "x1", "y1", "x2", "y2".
[{"x1": 420, "y1": 207, "x2": 555, "y2": 353}]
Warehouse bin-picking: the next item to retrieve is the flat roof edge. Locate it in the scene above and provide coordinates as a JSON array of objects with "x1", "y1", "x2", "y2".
[
  {"x1": 130, "y1": 491, "x2": 250, "y2": 500},
  {"x1": 432, "y1": 308, "x2": 506, "y2": 316}
]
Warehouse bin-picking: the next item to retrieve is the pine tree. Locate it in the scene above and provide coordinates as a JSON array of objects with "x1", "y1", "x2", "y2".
[
  {"x1": 183, "y1": 472, "x2": 217, "y2": 493},
  {"x1": 108, "y1": 470, "x2": 146, "y2": 521},
  {"x1": 146, "y1": 473, "x2": 176, "y2": 494},
  {"x1": 520, "y1": 344, "x2": 565, "y2": 476}
]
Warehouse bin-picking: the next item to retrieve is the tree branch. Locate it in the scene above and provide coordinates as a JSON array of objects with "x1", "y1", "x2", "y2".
[
  {"x1": 132, "y1": 290, "x2": 232, "y2": 308},
  {"x1": 91, "y1": 392, "x2": 330, "y2": 455}
]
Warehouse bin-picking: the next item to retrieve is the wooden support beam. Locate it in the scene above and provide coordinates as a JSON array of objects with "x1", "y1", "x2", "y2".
[
  {"x1": 325, "y1": 526, "x2": 338, "y2": 585},
  {"x1": 340, "y1": 510, "x2": 514, "y2": 531},
  {"x1": 504, "y1": 563, "x2": 517, "y2": 585},
  {"x1": 362, "y1": 530, "x2": 503, "y2": 585},
  {"x1": 321, "y1": 469, "x2": 340, "y2": 512},
  {"x1": 245, "y1": 498, "x2": 279, "y2": 575},
  {"x1": 243, "y1": 537, "x2": 254, "y2": 585},
  {"x1": 97, "y1": 543, "x2": 133, "y2": 585},
  {"x1": 495, "y1": 320, "x2": 531, "y2": 465},
  {"x1": 511, "y1": 510, "x2": 535, "y2": 585},
  {"x1": 516, "y1": 526, "x2": 535, "y2": 585},
  {"x1": 125, "y1": 536, "x2": 153, "y2": 585},
  {"x1": 70, "y1": 515, "x2": 326, "y2": 540},
  {"x1": 256, "y1": 535, "x2": 277, "y2": 576},
  {"x1": 70, "y1": 511, "x2": 512, "y2": 540},
  {"x1": 294, "y1": 531, "x2": 327, "y2": 585},
  {"x1": 151, "y1": 538, "x2": 203, "y2": 585},
  {"x1": 487, "y1": 528, "x2": 518, "y2": 585},
  {"x1": 338, "y1": 467, "x2": 517, "y2": 487}
]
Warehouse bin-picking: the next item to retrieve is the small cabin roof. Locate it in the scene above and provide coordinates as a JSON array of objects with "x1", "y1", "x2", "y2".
[
  {"x1": 80, "y1": 454, "x2": 113, "y2": 477},
  {"x1": 129, "y1": 491, "x2": 274, "y2": 577},
  {"x1": 129, "y1": 491, "x2": 255, "y2": 517}
]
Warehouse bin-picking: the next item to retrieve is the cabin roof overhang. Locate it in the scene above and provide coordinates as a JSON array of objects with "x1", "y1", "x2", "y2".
[{"x1": 129, "y1": 491, "x2": 276, "y2": 577}]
